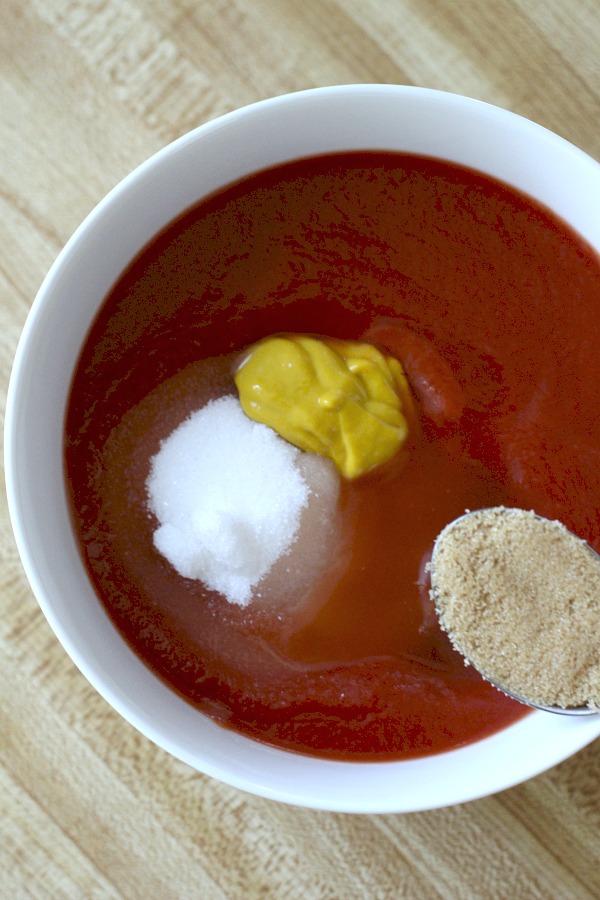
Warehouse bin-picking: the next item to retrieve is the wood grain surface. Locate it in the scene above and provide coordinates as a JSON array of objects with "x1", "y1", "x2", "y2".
[{"x1": 2, "y1": 1, "x2": 600, "y2": 897}]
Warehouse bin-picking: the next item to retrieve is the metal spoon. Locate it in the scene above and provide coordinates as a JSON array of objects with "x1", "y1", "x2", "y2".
[{"x1": 429, "y1": 508, "x2": 600, "y2": 717}]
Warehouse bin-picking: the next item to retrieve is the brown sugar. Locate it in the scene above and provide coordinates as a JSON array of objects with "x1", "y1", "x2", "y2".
[{"x1": 430, "y1": 507, "x2": 600, "y2": 710}]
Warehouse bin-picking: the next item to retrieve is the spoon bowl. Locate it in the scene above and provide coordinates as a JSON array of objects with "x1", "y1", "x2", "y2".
[
  {"x1": 477, "y1": 675, "x2": 598, "y2": 716},
  {"x1": 430, "y1": 507, "x2": 600, "y2": 717}
]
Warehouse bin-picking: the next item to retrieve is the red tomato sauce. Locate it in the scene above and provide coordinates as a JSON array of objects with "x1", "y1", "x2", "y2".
[{"x1": 65, "y1": 153, "x2": 600, "y2": 760}]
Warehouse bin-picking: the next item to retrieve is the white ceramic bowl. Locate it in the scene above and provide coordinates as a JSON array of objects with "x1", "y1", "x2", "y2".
[{"x1": 6, "y1": 85, "x2": 600, "y2": 813}]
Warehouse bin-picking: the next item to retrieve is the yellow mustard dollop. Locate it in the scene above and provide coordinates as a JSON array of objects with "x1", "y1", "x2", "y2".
[{"x1": 234, "y1": 334, "x2": 412, "y2": 479}]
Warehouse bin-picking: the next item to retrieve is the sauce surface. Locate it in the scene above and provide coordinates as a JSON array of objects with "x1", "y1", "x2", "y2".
[{"x1": 65, "y1": 152, "x2": 600, "y2": 760}]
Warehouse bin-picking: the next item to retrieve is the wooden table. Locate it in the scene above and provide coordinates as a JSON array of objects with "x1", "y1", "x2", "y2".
[{"x1": 2, "y1": 1, "x2": 600, "y2": 896}]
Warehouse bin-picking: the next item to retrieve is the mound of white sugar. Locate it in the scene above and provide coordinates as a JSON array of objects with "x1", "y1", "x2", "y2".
[{"x1": 146, "y1": 395, "x2": 311, "y2": 606}]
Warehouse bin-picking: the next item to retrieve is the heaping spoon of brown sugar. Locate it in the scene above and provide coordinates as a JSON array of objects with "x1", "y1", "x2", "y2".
[{"x1": 429, "y1": 506, "x2": 600, "y2": 716}]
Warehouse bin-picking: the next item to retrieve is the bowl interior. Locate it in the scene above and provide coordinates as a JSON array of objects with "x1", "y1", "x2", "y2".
[{"x1": 6, "y1": 85, "x2": 600, "y2": 813}]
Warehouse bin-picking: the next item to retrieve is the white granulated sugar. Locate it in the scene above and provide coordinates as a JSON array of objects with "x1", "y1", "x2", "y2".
[{"x1": 146, "y1": 395, "x2": 310, "y2": 606}]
